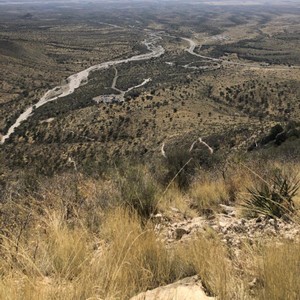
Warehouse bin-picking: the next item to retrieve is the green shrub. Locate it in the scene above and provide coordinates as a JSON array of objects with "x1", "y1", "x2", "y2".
[
  {"x1": 164, "y1": 148, "x2": 194, "y2": 190},
  {"x1": 118, "y1": 166, "x2": 159, "y2": 220}
]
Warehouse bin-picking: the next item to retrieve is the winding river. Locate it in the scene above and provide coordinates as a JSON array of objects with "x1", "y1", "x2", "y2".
[{"x1": 0, "y1": 32, "x2": 164, "y2": 144}]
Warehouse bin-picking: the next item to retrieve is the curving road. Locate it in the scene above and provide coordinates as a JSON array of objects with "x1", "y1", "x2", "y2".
[
  {"x1": 93, "y1": 66, "x2": 151, "y2": 103},
  {"x1": 181, "y1": 37, "x2": 220, "y2": 62},
  {"x1": 181, "y1": 35, "x2": 300, "y2": 70}
]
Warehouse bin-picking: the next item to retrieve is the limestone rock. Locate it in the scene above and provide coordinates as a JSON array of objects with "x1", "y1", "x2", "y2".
[{"x1": 130, "y1": 276, "x2": 215, "y2": 300}]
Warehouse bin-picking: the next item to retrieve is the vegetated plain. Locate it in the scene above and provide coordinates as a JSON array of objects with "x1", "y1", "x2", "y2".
[{"x1": 0, "y1": 1, "x2": 300, "y2": 299}]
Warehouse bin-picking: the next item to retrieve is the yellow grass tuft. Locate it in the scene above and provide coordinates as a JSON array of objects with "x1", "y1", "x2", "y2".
[
  {"x1": 158, "y1": 185, "x2": 196, "y2": 218},
  {"x1": 256, "y1": 242, "x2": 300, "y2": 299},
  {"x1": 189, "y1": 179, "x2": 228, "y2": 215},
  {"x1": 176, "y1": 232, "x2": 247, "y2": 300}
]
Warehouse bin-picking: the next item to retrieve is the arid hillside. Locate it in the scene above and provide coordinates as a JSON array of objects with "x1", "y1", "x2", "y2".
[{"x1": 0, "y1": 1, "x2": 300, "y2": 299}]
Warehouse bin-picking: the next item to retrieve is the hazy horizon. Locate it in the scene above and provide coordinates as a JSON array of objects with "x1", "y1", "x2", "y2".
[{"x1": 0, "y1": 0, "x2": 299, "y2": 4}]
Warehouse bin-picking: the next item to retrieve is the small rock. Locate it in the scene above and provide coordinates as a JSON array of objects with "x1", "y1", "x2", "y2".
[
  {"x1": 221, "y1": 227, "x2": 227, "y2": 234},
  {"x1": 264, "y1": 228, "x2": 276, "y2": 236},
  {"x1": 228, "y1": 211, "x2": 236, "y2": 217},
  {"x1": 211, "y1": 225, "x2": 219, "y2": 231},
  {"x1": 240, "y1": 218, "x2": 246, "y2": 225},
  {"x1": 249, "y1": 278, "x2": 258, "y2": 289},
  {"x1": 175, "y1": 228, "x2": 189, "y2": 240},
  {"x1": 171, "y1": 207, "x2": 180, "y2": 213},
  {"x1": 232, "y1": 224, "x2": 245, "y2": 233},
  {"x1": 256, "y1": 216, "x2": 263, "y2": 223},
  {"x1": 268, "y1": 219, "x2": 275, "y2": 226},
  {"x1": 256, "y1": 224, "x2": 264, "y2": 230},
  {"x1": 155, "y1": 224, "x2": 161, "y2": 231}
]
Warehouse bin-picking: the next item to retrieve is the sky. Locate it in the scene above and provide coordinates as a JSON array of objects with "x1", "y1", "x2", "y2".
[{"x1": 0, "y1": 0, "x2": 299, "y2": 5}]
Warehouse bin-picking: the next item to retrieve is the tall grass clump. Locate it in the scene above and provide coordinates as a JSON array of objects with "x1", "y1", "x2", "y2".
[
  {"x1": 255, "y1": 242, "x2": 300, "y2": 299},
  {"x1": 176, "y1": 231, "x2": 246, "y2": 299},
  {"x1": 90, "y1": 207, "x2": 188, "y2": 298},
  {"x1": 0, "y1": 207, "x2": 90, "y2": 300},
  {"x1": 189, "y1": 178, "x2": 229, "y2": 216},
  {"x1": 157, "y1": 185, "x2": 196, "y2": 218}
]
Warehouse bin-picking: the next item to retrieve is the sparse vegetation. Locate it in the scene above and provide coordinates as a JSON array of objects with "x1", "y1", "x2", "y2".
[{"x1": 0, "y1": 159, "x2": 299, "y2": 299}]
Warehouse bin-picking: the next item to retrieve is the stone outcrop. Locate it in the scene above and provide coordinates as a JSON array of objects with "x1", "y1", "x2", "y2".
[
  {"x1": 130, "y1": 276, "x2": 215, "y2": 300},
  {"x1": 154, "y1": 204, "x2": 300, "y2": 247}
]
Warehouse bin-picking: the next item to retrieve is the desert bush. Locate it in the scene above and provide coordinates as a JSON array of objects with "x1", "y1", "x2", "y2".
[
  {"x1": 156, "y1": 140, "x2": 223, "y2": 192},
  {"x1": 163, "y1": 147, "x2": 196, "y2": 190},
  {"x1": 243, "y1": 169, "x2": 299, "y2": 219},
  {"x1": 161, "y1": 136, "x2": 227, "y2": 190},
  {"x1": 117, "y1": 165, "x2": 160, "y2": 219},
  {"x1": 260, "y1": 124, "x2": 284, "y2": 145}
]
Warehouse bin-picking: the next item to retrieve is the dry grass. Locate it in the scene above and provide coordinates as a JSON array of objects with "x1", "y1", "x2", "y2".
[
  {"x1": 0, "y1": 163, "x2": 299, "y2": 299},
  {"x1": 0, "y1": 209, "x2": 90, "y2": 299},
  {"x1": 256, "y1": 242, "x2": 300, "y2": 299},
  {"x1": 157, "y1": 185, "x2": 196, "y2": 218},
  {"x1": 93, "y1": 208, "x2": 187, "y2": 298},
  {"x1": 238, "y1": 239, "x2": 300, "y2": 300},
  {"x1": 189, "y1": 179, "x2": 229, "y2": 215},
  {"x1": 0, "y1": 205, "x2": 186, "y2": 300},
  {"x1": 0, "y1": 172, "x2": 188, "y2": 300},
  {"x1": 176, "y1": 231, "x2": 247, "y2": 300}
]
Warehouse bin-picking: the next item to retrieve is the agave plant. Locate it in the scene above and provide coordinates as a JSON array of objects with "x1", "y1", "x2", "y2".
[{"x1": 243, "y1": 170, "x2": 300, "y2": 219}]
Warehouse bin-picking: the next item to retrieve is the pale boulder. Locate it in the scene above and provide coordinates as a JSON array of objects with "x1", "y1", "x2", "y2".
[{"x1": 130, "y1": 276, "x2": 215, "y2": 300}]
